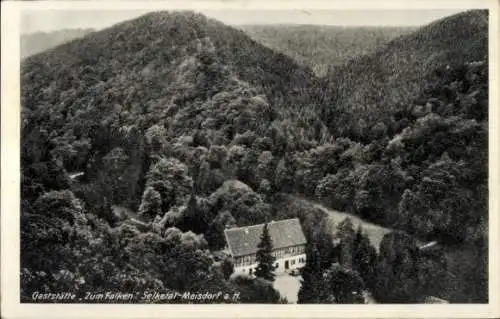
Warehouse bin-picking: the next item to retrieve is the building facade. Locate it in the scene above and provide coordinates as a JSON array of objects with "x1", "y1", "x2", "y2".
[{"x1": 224, "y1": 218, "x2": 307, "y2": 275}]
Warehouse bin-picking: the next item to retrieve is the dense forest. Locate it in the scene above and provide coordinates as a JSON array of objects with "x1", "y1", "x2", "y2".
[
  {"x1": 20, "y1": 9, "x2": 488, "y2": 303},
  {"x1": 240, "y1": 24, "x2": 414, "y2": 76}
]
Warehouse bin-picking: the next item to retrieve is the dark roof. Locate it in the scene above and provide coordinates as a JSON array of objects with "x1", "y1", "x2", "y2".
[{"x1": 224, "y1": 218, "x2": 307, "y2": 257}]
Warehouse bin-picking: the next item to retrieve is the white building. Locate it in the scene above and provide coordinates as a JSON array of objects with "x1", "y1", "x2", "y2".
[{"x1": 224, "y1": 218, "x2": 307, "y2": 275}]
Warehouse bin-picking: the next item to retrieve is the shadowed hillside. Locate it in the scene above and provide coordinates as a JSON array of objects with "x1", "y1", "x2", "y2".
[{"x1": 21, "y1": 29, "x2": 94, "y2": 58}]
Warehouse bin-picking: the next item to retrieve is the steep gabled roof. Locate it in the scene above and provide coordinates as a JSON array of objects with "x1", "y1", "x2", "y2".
[{"x1": 224, "y1": 218, "x2": 306, "y2": 257}]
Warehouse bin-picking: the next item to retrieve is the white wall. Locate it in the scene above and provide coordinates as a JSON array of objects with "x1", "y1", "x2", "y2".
[
  {"x1": 234, "y1": 253, "x2": 306, "y2": 275},
  {"x1": 275, "y1": 253, "x2": 306, "y2": 273}
]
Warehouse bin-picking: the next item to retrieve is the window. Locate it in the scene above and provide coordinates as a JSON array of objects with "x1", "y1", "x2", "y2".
[{"x1": 291, "y1": 259, "x2": 296, "y2": 265}]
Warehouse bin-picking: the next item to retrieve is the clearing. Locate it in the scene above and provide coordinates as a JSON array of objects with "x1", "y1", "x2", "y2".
[{"x1": 311, "y1": 202, "x2": 392, "y2": 250}]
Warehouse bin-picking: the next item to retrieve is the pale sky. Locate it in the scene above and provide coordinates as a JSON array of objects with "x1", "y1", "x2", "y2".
[{"x1": 21, "y1": 9, "x2": 468, "y2": 34}]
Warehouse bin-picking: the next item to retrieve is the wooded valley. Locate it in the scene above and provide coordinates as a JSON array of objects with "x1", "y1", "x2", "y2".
[{"x1": 20, "y1": 9, "x2": 488, "y2": 304}]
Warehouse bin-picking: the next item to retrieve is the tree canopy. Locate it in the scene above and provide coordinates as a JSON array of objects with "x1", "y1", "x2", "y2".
[{"x1": 20, "y1": 9, "x2": 488, "y2": 304}]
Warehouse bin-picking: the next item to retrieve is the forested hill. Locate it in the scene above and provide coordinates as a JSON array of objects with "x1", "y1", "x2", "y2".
[
  {"x1": 22, "y1": 12, "x2": 316, "y2": 109},
  {"x1": 310, "y1": 9, "x2": 489, "y2": 241},
  {"x1": 321, "y1": 9, "x2": 488, "y2": 138},
  {"x1": 21, "y1": 29, "x2": 94, "y2": 58},
  {"x1": 240, "y1": 25, "x2": 414, "y2": 76},
  {"x1": 22, "y1": 9, "x2": 327, "y2": 212}
]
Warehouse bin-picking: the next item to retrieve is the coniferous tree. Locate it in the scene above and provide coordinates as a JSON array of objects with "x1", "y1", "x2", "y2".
[
  {"x1": 297, "y1": 242, "x2": 325, "y2": 303},
  {"x1": 373, "y1": 231, "x2": 420, "y2": 303},
  {"x1": 352, "y1": 225, "x2": 377, "y2": 290},
  {"x1": 298, "y1": 213, "x2": 337, "y2": 303},
  {"x1": 336, "y1": 217, "x2": 356, "y2": 268},
  {"x1": 177, "y1": 194, "x2": 212, "y2": 235},
  {"x1": 138, "y1": 186, "x2": 162, "y2": 222},
  {"x1": 254, "y1": 223, "x2": 276, "y2": 282}
]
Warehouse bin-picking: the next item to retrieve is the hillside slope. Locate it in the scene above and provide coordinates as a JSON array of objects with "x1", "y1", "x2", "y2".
[
  {"x1": 21, "y1": 10, "x2": 328, "y2": 236},
  {"x1": 306, "y1": 10, "x2": 488, "y2": 302},
  {"x1": 321, "y1": 9, "x2": 488, "y2": 138},
  {"x1": 22, "y1": 12, "x2": 316, "y2": 109},
  {"x1": 240, "y1": 25, "x2": 414, "y2": 76}
]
